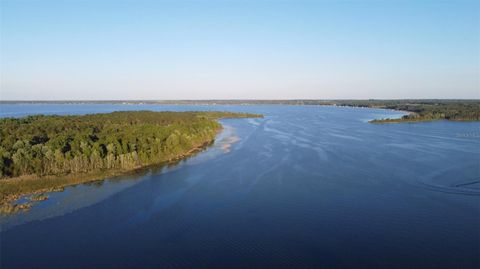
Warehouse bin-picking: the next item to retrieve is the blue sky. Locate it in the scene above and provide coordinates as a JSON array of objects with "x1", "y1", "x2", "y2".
[{"x1": 1, "y1": 0, "x2": 478, "y2": 100}]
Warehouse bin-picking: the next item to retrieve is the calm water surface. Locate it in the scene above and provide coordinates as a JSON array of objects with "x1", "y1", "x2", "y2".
[{"x1": 1, "y1": 104, "x2": 479, "y2": 269}]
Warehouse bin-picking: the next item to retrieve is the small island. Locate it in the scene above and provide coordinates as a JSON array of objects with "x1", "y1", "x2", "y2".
[{"x1": 0, "y1": 111, "x2": 262, "y2": 211}]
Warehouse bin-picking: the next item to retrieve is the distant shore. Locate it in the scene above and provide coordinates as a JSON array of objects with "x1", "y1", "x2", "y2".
[{"x1": 1, "y1": 99, "x2": 478, "y2": 122}]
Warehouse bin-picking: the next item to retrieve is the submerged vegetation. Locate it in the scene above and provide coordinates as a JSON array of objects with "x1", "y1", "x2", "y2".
[{"x1": 0, "y1": 111, "x2": 262, "y2": 204}]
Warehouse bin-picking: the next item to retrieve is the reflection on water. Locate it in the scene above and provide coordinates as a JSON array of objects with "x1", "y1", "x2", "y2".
[{"x1": 1, "y1": 104, "x2": 479, "y2": 269}]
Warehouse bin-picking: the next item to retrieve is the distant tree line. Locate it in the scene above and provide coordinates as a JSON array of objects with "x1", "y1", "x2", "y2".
[
  {"x1": 2, "y1": 99, "x2": 477, "y2": 122},
  {"x1": 344, "y1": 101, "x2": 480, "y2": 122}
]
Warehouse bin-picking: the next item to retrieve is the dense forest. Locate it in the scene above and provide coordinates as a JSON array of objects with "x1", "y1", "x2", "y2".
[{"x1": 0, "y1": 111, "x2": 261, "y2": 197}]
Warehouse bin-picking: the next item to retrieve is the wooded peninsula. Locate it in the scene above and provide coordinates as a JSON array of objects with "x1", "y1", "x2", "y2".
[
  {"x1": 331, "y1": 100, "x2": 480, "y2": 123},
  {"x1": 0, "y1": 111, "x2": 262, "y2": 207}
]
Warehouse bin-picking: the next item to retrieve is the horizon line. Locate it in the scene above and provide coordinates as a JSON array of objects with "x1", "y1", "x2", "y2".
[{"x1": 1, "y1": 98, "x2": 479, "y2": 102}]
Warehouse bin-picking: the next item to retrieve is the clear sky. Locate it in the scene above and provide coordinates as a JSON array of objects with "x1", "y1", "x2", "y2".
[{"x1": 1, "y1": 0, "x2": 479, "y2": 100}]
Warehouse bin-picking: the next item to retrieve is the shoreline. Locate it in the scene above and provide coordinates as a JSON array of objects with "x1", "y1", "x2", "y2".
[{"x1": 0, "y1": 128, "x2": 222, "y2": 214}]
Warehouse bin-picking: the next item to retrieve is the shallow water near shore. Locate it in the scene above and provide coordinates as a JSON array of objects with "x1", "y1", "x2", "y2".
[{"x1": 1, "y1": 104, "x2": 479, "y2": 268}]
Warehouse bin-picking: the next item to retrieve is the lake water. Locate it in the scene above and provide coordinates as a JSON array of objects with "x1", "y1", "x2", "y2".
[{"x1": 1, "y1": 104, "x2": 479, "y2": 269}]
